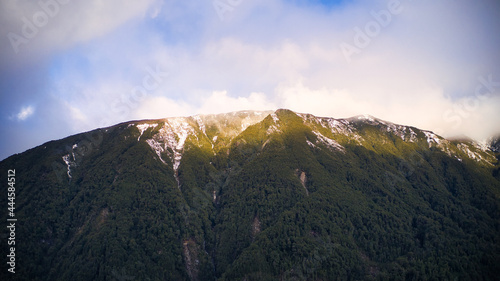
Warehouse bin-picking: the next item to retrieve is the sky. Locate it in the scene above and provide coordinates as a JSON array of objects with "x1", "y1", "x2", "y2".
[{"x1": 1, "y1": 0, "x2": 500, "y2": 160}]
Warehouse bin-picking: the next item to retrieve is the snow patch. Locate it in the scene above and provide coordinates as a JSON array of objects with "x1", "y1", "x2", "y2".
[
  {"x1": 137, "y1": 123, "x2": 158, "y2": 141},
  {"x1": 423, "y1": 131, "x2": 441, "y2": 146},
  {"x1": 162, "y1": 118, "x2": 195, "y2": 171},
  {"x1": 142, "y1": 118, "x2": 197, "y2": 178},
  {"x1": 473, "y1": 140, "x2": 490, "y2": 152},
  {"x1": 145, "y1": 139, "x2": 166, "y2": 164},
  {"x1": 457, "y1": 143, "x2": 482, "y2": 162},
  {"x1": 298, "y1": 113, "x2": 324, "y2": 126},
  {"x1": 306, "y1": 140, "x2": 316, "y2": 148},
  {"x1": 325, "y1": 119, "x2": 354, "y2": 135},
  {"x1": 384, "y1": 124, "x2": 417, "y2": 142},
  {"x1": 408, "y1": 128, "x2": 417, "y2": 142},
  {"x1": 357, "y1": 115, "x2": 376, "y2": 122},
  {"x1": 271, "y1": 113, "x2": 279, "y2": 123},
  {"x1": 241, "y1": 116, "x2": 254, "y2": 131},
  {"x1": 193, "y1": 115, "x2": 206, "y2": 135},
  {"x1": 322, "y1": 118, "x2": 363, "y2": 144},
  {"x1": 313, "y1": 131, "x2": 345, "y2": 152},
  {"x1": 142, "y1": 118, "x2": 196, "y2": 174},
  {"x1": 267, "y1": 125, "x2": 280, "y2": 135},
  {"x1": 62, "y1": 154, "x2": 73, "y2": 179},
  {"x1": 71, "y1": 144, "x2": 78, "y2": 161},
  {"x1": 61, "y1": 144, "x2": 79, "y2": 179}
]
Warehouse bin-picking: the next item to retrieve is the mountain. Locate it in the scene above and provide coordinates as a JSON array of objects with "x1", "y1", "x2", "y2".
[
  {"x1": 1, "y1": 109, "x2": 499, "y2": 281},
  {"x1": 490, "y1": 135, "x2": 500, "y2": 153}
]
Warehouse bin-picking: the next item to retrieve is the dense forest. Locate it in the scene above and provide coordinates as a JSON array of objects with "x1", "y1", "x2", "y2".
[{"x1": 1, "y1": 109, "x2": 499, "y2": 280}]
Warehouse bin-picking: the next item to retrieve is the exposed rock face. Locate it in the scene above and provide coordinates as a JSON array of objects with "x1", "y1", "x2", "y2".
[
  {"x1": 251, "y1": 216, "x2": 261, "y2": 239},
  {"x1": 296, "y1": 170, "x2": 309, "y2": 195},
  {"x1": 183, "y1": 239, "x2": 199, "y2": 281}
]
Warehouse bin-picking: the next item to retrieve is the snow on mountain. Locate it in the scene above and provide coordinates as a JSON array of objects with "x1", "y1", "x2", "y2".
[
  {"x1": 356, "y1": 114, "x2": 377, "y2": 123},
  {"x1": 488, "y1": 136, "x2": 500, "y2": 152},
  {"x1": 130, "y1": 109, "x2": 497, "y2": 175},
  {"x1": 193, "y1": 115, "x2": 206, "y2": 135},
  {"x1": 270, "y1": 112, "x2": 279, "y2": 123},
  {"x1": 293, "y1": 110, "x2": 497, "y2": 165},
  {"x1": 311, "y1": 131, "x2": 345, "y2": 152},
  {"x1": 137, "y1": 123, "x2": 158, "y2": 141},
  {"x1": 145, "y1": 138, "x2": 166, "y2": 164},
  {"x1": 324, "y1": 118, "x2": 356, "y2": 135},
  {"x1": 136, "y1": 111, "x2": 271, "y2": 188},
  {"x1": 62, "y1": 154, "x2": 73, "y2": 179},
  {"x1": 423, "y1": 131, "x2": 442, "y2": 146},
  {"x1": 141, "y1": 117, "x2": 196, "y2": 174},
  {"x1": 17, "y1": 109, "x2": 496, "y2": 183}
]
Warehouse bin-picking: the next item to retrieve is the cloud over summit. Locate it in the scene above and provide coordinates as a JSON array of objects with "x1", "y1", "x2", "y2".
[{"x1": 1, "y1": 0, "x2": 499, "y2": 160}]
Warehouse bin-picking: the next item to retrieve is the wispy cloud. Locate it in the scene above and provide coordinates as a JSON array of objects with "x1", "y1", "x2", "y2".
[{"x1": 15, "y1": 106, "x2": 35, "y2": 121}]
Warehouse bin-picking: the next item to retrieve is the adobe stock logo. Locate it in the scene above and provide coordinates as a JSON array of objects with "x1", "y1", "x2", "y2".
[
  {"x1": 110, "y1": 64, "x2": 171, "y2": 120},
  {"x1": 340, "y1": 0, "x2": 404, "y2": 63},
  {"x1": 7, "y1": 0, "x2": 70, "y2": 54},
  {"x1": 213, "y1": 0, "x2": 244, "y2": 21},
  {"x1": 442, "y1": 75, "x2": 500, "y2": 129},
  {"x1": 51, "y1": 63, "x2": 172, "y2": 184}
]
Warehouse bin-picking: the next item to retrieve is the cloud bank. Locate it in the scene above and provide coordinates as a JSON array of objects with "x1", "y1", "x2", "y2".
[{"x1": 1, "y1": 0, "x2": 499, "y2": 159}]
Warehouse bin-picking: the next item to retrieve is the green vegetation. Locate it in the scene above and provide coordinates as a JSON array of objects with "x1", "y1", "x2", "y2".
[{"x1": 1, "y1": 110, "x2": 499, "y2": 280}]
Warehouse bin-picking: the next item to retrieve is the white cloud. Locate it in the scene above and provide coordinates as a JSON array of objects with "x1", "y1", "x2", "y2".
[
  {"x1": 275, "y1": 80, "x2": 500, "y2": 140},
  {"x1": 133, "y1": 96, "x2": 193, "y2": 120},
  {"x1": 16, "y1": 106, "x2": 35, "y2": 121},
  {"x1": 2, "y1": 0, "x2": 500, "y2": 161},
  {"x1": 72, "y1": 0, "x2": 500, "y2": 141},
  {"x1": 438, "y1": 95, "x2": 500, "y2": 141},
  {"x1": 198, "y1": 91, "x2": 275, "y2": 114},
  {"x1": 1, "y1": 0, "x2": 158, "y2": 56},
  {"x1": 132, "y1": 91, "x2": 275, "y2": 121},
  {"x1": 67, "y1": 103, "x2": 87, "y2": 122}
]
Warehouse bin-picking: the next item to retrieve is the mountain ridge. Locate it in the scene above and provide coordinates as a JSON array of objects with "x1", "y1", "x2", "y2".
[
  {"x1": 4, "y1": 109, "x2": 496, "y2": 167},
  {"x1": 1, "y1": 108, "x2": 499, "y2": 280}
]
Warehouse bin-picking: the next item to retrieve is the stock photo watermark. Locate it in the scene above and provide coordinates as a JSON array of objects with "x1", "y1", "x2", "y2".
[
  {"x1": 442, "y1": 75, "x2": 500, "y2": 130},
  {"x1": 340, "y1": 0, "x2": 407, "y2": 63},
  {"x1": 6, "y1": 169, "x2": 17, "y2": 274},
  {"x1": 385, "y1": 75, "x2": 499, "y2": 188},
  {"x1": 213, "y1": 0, "x2": 244, "y2": 21},
  {"x1": 110, "y1": 64, "x2": 170, "y2": 119},
  {"x1": 51, "y1": 63, "x2": 171, "y2": 184},
  {"x1": 7, "y1": 0, "x2": 70, "y2": 54}
]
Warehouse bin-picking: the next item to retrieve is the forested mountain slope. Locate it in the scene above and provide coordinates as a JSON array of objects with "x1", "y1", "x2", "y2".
[{"x1": 1, "y1": 109, "x2": 499, "y2": 280}]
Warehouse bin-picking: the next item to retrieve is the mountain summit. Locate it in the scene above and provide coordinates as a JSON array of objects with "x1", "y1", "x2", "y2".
[{"x1": 1, "y1": 109, "x2": 499, "y2": 280}]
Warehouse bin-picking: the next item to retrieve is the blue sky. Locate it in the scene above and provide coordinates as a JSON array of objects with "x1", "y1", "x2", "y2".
[{"x1": 1, "y1": 0, "x2": 500, "y2": 160}]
